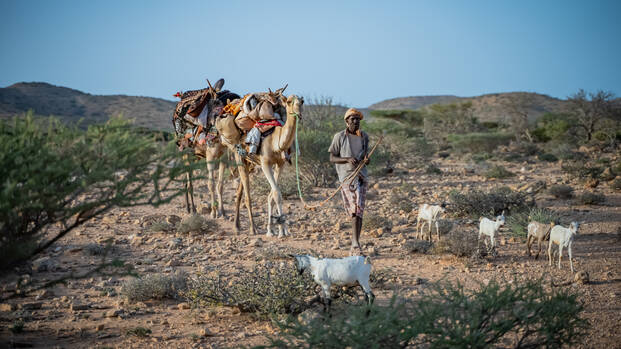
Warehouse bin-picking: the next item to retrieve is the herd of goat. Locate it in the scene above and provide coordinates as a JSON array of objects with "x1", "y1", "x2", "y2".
[
  {"x1": 415, "y1": 203, "x2": 580, "y2": 272},
  {"x1": 289, "y1": 203, "x2": 580, "y2": 310}
]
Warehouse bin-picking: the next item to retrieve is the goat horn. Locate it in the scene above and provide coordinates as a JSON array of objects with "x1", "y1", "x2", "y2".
[{"x1": 206, "y1": 79, "x2": 214, "y2": 91}]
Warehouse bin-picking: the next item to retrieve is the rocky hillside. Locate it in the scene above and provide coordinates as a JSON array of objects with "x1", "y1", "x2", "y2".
[
  {"x1": 0, "y1": 82, "x2": 176, "y2": 130},
  {"x1": 369, "y1": 92, "x2": 568, "y2": 122}
]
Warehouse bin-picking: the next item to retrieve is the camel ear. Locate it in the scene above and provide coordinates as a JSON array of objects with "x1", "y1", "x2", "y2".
[{"x1": 214, "y1": 79, "x2": 225, "y2": 92}]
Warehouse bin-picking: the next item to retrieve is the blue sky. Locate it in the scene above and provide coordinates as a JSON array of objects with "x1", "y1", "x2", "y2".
[{"x1": 1, "y1": 0, "x2": 619, "y2": 107}]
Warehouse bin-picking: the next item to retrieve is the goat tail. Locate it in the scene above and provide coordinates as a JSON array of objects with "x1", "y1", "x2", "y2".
[{"x1": 364, "y1": 256, "x2": 372, "y2": 265}]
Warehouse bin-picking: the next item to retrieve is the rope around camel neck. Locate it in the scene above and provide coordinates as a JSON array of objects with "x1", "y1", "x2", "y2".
[{"x1": 294, "y1": 121, "x2": 383, "y2": 211}]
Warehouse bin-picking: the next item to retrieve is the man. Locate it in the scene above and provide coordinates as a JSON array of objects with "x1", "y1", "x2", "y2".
[{"x1": 328, "y1": 108, "x2": 369, "y2": 255}]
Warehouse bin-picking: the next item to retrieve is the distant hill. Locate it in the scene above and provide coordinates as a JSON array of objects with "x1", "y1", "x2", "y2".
[
  {"x1": 368, "y1": 92, "x2": 568, "y2": 122},
  {"x1": 0, "y1": 82, "x2": 176, "y2": 130}
]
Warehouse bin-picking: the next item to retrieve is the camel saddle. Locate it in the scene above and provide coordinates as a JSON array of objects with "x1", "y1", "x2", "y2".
[{"x1": 233, "y1": 93, "x2": 287, "y2": 132}]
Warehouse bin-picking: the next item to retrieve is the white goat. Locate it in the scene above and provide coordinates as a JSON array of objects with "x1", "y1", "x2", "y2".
[
  {"x1": 478, "y1": 212, "x2": 505, "y2": 249},
  {"x1": 416, "y1": 204, "x2": 445, "y2": 241},
  {"x1": 526, "y1": 221, "x2": 555, "y2": 259},
  {"x1": 291, "y1": 254, "x2": 374, "y2": 311},
  {"x1": 548, "y1": 222, "x2": 579, "y2": 272}
]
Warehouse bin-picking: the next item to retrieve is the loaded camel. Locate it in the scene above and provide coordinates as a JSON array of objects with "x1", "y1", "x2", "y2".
[
  {"x1": 174, "y1": 79, "x2": 238, "y2": 219},
  {"x1": 216, "y1": 87, "x2": 303, "y2": 237}
]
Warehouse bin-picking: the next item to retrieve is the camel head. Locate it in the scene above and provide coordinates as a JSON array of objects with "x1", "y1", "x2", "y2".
[{"x1": 286, "y1": 94, "x2": 304, "y2": 118}]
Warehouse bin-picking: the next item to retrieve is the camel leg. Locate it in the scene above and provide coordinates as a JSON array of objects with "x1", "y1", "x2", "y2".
[
  {"x1": 236, "y1": 153, "x2": 256, "y2": 235},
  {"x1": 206, "y1": 157, "x2": 218, "y2": 219},
  {"x1": 261, "y1": 161, "x2": 284, "y2": 237},
  {"x1": 266, "y1": 189, "x2": 274, "y2": 236},
  {"x1": 234, "y1": 179, "x2": 243, "y2": 234},
  {"x1": 273, "y1": 164, "x2": 288, "y2": 237},
  {"x1": 548, "y1": 240, "x2": 553, "y2": 267},
  {"x1": 185, "y1": 155, "x2": 197, "y2": 214},
  {"x1": 261, "y1": 160, "x2": 280, "y2": 237},
  {"x1": 435, "y1": 220, "x2": 440, "y2": 241},
  {"x1": 216, "y1": 159, "x2": 226, "y2": 218}
]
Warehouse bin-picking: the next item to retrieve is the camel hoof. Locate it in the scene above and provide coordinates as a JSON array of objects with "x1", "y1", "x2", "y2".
[{"x1": 266, "y1": 231, "x2": 274, "y2": 237}]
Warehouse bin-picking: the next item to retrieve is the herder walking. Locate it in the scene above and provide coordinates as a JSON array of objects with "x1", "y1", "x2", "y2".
[{"x1": 328, "y1": 108, "x2": 369, "y2": 256}]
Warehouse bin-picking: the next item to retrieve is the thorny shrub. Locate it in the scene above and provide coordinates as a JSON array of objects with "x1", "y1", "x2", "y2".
[
  {"x1": 266, "y1": 279, "x2": 588, "y2": 348},
  {"x1": 121, "y1": 271, "x2": 188, "y2": 302},
  {"x1": 484, "y1": 165, "x2": 514, "y2": 179},
  {"x1": 362, "y1": 214, "x2": 393, "y2": 231},
  {"x1": 506, "y1": 207, "x2": 560, "y2": 238},
  {"x1": 432, "y1": 229, "x2": 481, "y2": 258},
  {"x1": 448, "y1": 187, "x2": 530, "y2": 218},
  {"x1": 403, "y1": 239, "x2": 433, "y2": 254},
  {"x1": 548, "y1": 184, "x2": 574, "y2": 199},
  {"x1": 561, "y1": 161, "x2": 604, "y2": 181},
  {"x1": 176, "y1": 214, "x2": 218, "y2": 234},
  {"x1": 576, "y1": 192, "x2": 605, "y2": 205}
]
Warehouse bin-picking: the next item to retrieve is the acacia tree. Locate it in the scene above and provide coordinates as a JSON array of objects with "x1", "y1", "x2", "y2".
[
  {"x1": 502, "y1": 92, "x2": 537, "y2": 142},
  {"x1": 567, "y1": 89, "x2": 617, "y2": 142},
  {"x1": 0, "y1": 113, "x2": 197, "y2": 270}
]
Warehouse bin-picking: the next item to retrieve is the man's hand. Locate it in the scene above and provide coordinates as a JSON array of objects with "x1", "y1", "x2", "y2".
[{"x1": 348, "y1": 157, "x2": 359, "y2": 166}]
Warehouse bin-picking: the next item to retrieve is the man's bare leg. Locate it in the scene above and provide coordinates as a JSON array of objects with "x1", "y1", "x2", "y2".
[{"x1": 351, "y1": 216, "x2": 363, "y2": 255}]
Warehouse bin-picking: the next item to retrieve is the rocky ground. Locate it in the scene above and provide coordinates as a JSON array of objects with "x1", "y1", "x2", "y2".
[{"x1": 1, "y1": 152, "x2": 620, "y2": 349}]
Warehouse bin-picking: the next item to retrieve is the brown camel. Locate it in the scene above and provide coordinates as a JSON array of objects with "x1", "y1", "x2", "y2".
[
  {"x1": 233, "y1": 94, "x2": 304, "y2": 237},
  {"x1": 176, "y1": 78, "x2": 236, "y2": 219}
]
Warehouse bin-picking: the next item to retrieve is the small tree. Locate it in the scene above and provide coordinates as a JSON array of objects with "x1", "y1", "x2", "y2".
[
  {"x1": 0, "y1": 114, "x2": 195, "y2": 270},
  {"x1": 501, "y1": 92, "x2": 537, "y2": 142},
  {"x1": 567, "y1": 89, "x2": 618, "y2": 142},
  {"x1": 423, "y1": 102, "x2": 478, "y2": 146}
]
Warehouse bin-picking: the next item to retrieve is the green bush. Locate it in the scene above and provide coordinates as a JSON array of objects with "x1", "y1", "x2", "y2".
[
  {"x1": 561, "y1": 161, "x2": 604, "y2": 180},
  {"x1": 548, "y1": 184, "x2": 574, "y2": 199},
  {"x1": 447, "y1": 132, "x2": 512, "y2": 154},
  {"x1": 295, "y1": 128, "x2": 337, "y2": 187},
  {"x1": 537, "y1": 153, "x2": 558, "y2": 162},
  {"x1": 369, "y1": 109, "x2": 425, "y2": 127},
  {"x1": 448, "y1": 187, "x2": 530, "y2": 218},
  {"x1": 125, "y1": 327, "x2": 152, "y2": 337},
  {"x1": 484, "y1": 165, "x2": 514, "y2": 179},
  {"x1": 425, "y1": 163, "x2": 443, "y2": 175},
  {"x1": 531, "y1": 112, "x2": 574, "y2": 142},
  {"x1": 576, "y1": 192, "x2": 605, "y2": 205},
  {"x1": 121, "y1": 271, "x2": 188, "y2": 302},
  {"x1": 506, "y1": 207, "x2": 560, "y2": 238},
  {"x1": 0, "y1": 114, "x2": 191, "y2": 270},
  {"x1": 266, "y1": 279, "x2": 588, "y2": 348}
]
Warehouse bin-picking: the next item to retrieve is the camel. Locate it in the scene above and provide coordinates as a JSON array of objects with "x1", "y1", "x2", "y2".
[
  {"x1": 175, "y1": 78, "x2": 236, "y2": 219},
  {"x1": 233, "y1": 94, "x2": 304, "y2": 237}
]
